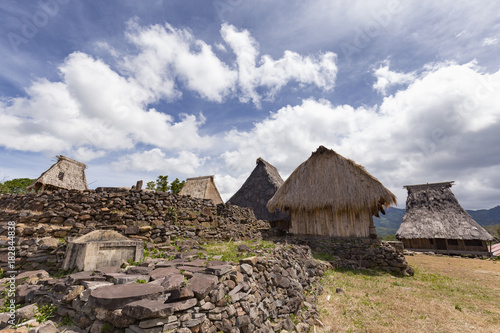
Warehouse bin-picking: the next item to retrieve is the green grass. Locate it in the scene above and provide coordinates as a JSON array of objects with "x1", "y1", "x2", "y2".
[{"x1": 203, "y1": 239, "x2": 276, "y2": 262}]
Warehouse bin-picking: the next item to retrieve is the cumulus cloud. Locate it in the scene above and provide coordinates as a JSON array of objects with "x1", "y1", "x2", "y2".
[
  {"x1": 0, "y1": 51, "x2": 212, "y2": 160},
  {"x1": 373, "y1": 61, "x2": 416, "y2": 95},
  {"x1": 0, "y1": 21, "x2": 339, "y2": 165},
  {"x1": 221, "y1": 24, "x2": 338, "y2": 107},
  {"x1": 222, "y1": 62, "x2": 500, "y2": 208}
]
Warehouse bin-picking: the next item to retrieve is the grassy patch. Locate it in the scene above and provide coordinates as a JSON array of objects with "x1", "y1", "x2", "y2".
[
  {"x1": 203, "y1": 239, "x2": 275, "y2": 262},
  {"x1": 317, "y1": 255, "x2": 500, "y2": 332}
]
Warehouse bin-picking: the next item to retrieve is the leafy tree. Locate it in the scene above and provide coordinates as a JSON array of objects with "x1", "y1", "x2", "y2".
[
  {"x1": 170, "y1": 178, "x2": 185, "y2": 194},
  {"x1": 146, "y1": 175, "x2": 185, "y2": 194},
  {"x1": 0, "y1": 178, "x2": 35, "y2": 194}
]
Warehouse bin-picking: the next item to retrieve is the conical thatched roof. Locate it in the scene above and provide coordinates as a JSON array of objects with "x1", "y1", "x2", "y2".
[
  {"x1": 267, "y1": 146, "x2": 396, "y2": 215},
  {"x1": 227, "y1": 158, "x2": 289, "y2": 221},
  {"x1": 179, "y1": 175, "x2": 223, "y2": 205},
  {"x1": 396, "y1": 182, "x2": 494, "y2": 241},
  {"x1": 27, "y1": 155, "x2": 88, "y2": 192}
]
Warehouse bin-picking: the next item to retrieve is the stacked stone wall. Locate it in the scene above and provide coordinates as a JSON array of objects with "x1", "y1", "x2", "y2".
[{"x1": 0, "y1": 189, "x2": 268, "y2": 272}]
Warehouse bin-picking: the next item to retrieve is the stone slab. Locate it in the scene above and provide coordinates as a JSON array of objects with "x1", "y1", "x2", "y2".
[{"x1": 89, "y1": 283, "x2": 165, "y2": 309}]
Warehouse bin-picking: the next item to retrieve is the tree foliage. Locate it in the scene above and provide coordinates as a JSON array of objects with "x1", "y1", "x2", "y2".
[
  {"x1": 0, "y1": 178, "x2": 35, "y2": 194},
  {"x1": 146, "y1": 175, "x2": 185, "y2": 194}
]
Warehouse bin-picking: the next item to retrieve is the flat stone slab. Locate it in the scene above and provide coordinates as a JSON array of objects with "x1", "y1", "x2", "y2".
[
  {"x1": 188, "y1": 273, "x2": 219, "y2": 300},
  {"x1": 106, "y1": 273, "x2": 150, "y2": 284},
  {"x1": 81, "y1": 281, "x2": 114, "y2": 290},
  {"x1": 149, "y1": 267, "x2": 180, "y2": 281},
  {"x1": 89, "y1": 283, "x2": 165, "y2": 309},
  {"x1": 127, "y1": 266, "x2": 153, "y2": 275},
  {"x1": 69, "y1": 271, "x2": 106, "y2": 285},
  {"x1": 165, "y1": 298, "x2": 197, "y2": 312},
  {"x1": 15, "y1": 270, "x2": 49, "y2": 284},
  {"x1": 160, "y1": 274, "x2": 185, "y2": 291},
  {"x1": 176, "y1": 265, "x2": 207, "y2": 273},
  {"x1": 181, "y1": 259, "x2": 206, "y2": 267},
  {"x1": 205, "y1": 265, "x2": 234, "y2": 276},
  {"x1": 155, "y1": 259, "x2": 186, "y2": 268},
  {"x1": 123, "y1": 300, "x2": 175, "y2": 320}
]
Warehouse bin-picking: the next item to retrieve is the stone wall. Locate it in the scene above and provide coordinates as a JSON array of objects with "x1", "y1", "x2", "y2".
[
  {"x1": 0, "y1": 189, "x2": 269, "y2": 272},
  {"x1": 5, "y1": 244, "x2": 329, "y2": 333},
  {"x1": 289, "y1": 236, "x2": 414, "y2": 276}
]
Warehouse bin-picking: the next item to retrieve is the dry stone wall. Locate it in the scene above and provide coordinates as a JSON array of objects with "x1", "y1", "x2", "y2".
[
  {"x1": 0, "y1": 189, "x2": 268, "y2": 272},
  {"x1": 289, "y1": 236, "x2": 414, "y2": 276},
  {"x1": 2, "y1": 244, "x2": 329, "y2": 333}
]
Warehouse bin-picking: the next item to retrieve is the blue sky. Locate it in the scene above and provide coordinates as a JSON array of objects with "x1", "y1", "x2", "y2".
[{"x1": 1, "y1": 0, "x2": 500, "y2": 209}]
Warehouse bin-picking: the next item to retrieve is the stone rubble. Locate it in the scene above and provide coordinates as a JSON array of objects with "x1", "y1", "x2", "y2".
[{"x1": 2, "y1": 244, "x2": 328, "y2": 333}]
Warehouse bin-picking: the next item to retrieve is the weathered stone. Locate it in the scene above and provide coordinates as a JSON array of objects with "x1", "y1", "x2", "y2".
[
  {"x1": 15, "y1": 304, "x2": 38, "y2": 321},
  {"x1": 89, "y1": 283, "x2": 165, "y2": 309},
  {"x1": 149, "y1": 267, "x2": 180, "y2": 280},
  {"x1": 188, "y1": 273, "x2": 219, "y2": 300},
  {"x1": 165, "y1": 298, "x2": 197, "y2": 312},
  {"x1": 106, "y1": 273, "x2": 150, "y2": 284},
  {"x1": 15, "y1": 270, "x2": 49, "y2": 284},
  {"x1": 161, "y1": 274, "x2": 185, "y2": 291},
  {"x1": 28, "y1": 320, "x2": 58, "y2": 333},
  {"x1": 68, "y1": 271, "x2": 106, "y2": 285},
  {"x1": 123, "y1": 300, "x2": 174, "y2": 320},
  {"x1": 240, "y1": 264, "x2": 253, "y2": 276},
  {"x1": 181, "y1": 313, "x2": 207, "y2": 328},
  {"x1": 205, "y1": 265, "x2": 234, "y2": 276},
  {"x1": 235, "y1": 315, "x2": 251, "y2": 327},
  {"x1": 63, "y1": 230, "x2": 143, "y2": 272},
  {"x1": 168, "y1": 287, "x2": 194, "y2": 301},
  {"x1": 139, "y1": 317, "x2": 169, "y2": 329},
  {"x1": 62, "y1": 285, "x2": 84, "y2": 303}
]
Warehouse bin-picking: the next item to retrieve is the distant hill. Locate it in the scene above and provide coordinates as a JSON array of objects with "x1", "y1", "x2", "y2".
[{"x1": 374, "y1": 205, "x2": 500, "y2": 236}]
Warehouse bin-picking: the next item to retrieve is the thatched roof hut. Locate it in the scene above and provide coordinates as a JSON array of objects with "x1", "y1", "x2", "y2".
[
  {"x1": 27, "y1": 155, "x2": 88, "y2": 192},
  {"x1": 396, "y1": 182, "x2": 494, "y2": 254},
  {"x1": 267, "y1": 146, "x2": 396, "y2": 237},
  {"x1": 179, "y1": 175, "x2": 223, "y2": 205},
  {"x1": 227, "y1": 158, "x2": 289, "y2": 222}
]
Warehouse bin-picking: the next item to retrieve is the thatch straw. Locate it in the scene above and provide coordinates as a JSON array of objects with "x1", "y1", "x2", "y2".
[
  {"x1": 27, "y1": 155, "x2": 88, "y2": 192},
  {"x1": 396, "y1": 182, "x2": 494, "y2": 241},
  {"x1": 179, "y1": 175, "x2": 224, "y2": 205},
  {"x1": 227, "y1": 158, "x2": 289, "y2": 221},
  {"x1": 267, "y1": 146, "x2": 396, "y2": 216}
]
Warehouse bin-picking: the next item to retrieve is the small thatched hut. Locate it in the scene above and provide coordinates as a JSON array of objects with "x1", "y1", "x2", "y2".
[
  {"x1": 396, "y1": 182, "x2": 494, "y2": 254},
  {"x1": 27, "y1": 155, "x2": 88, "y2": 192},
  {"x1": 227, "y1": 158, "x2": 289, "y2": 224},
  {"x1": 267, "y1": 146, "x2": 396, "y2": 238},
  {"x1": 179, "y1": 175, "x2": 223, "y2": 205}
]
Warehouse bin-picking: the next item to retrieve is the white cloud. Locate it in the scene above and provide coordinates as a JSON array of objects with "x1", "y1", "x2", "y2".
[
  {"x1": 482, "y1": 37, "x2": 498, "y2": 46},
  {"x1": 221, "y1": 24, "x2": 338, "y2": 107},
  {"x1": 114, "y1": 148, "x2": 204, "y2": 175},
  {"x1": 373, "y1": 61, "x2": 416, "y2": 95},
  {"x1": 0, "y1": 51, "x2": 213, "y2": 160},
  {"x1": 222, "y1": 61, "x2": 500, "y2": 208}
]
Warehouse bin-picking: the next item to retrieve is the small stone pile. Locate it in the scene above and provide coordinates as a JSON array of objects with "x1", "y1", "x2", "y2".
[
  {"x1": 290, "y1": 236, "x2": 414, "y2": 276},
  {"x1": 1, "y1": 244, "x2": 329, "y2": 333}
]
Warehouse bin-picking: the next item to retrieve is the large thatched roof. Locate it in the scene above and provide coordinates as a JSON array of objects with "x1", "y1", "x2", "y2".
[
  {"x1": 267, "y1": 146, "x2": 396, "y2": 215},
  {"x1": 179, "y1": 175, "x2": 223, "y2": 205},
  {"x1": 396, "y1": 182, "x2": 494, "y2": 241},
  {"x1": 227, "y1": 158, "x2": 289, "y2": 221},
  {"x1": 27, "y1": 155, "x2": 88, "y2": 192}
]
